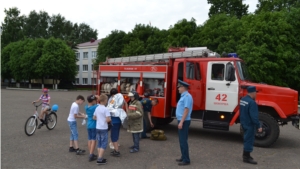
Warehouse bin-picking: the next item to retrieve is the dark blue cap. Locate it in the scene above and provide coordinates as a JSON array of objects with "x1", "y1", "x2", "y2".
[
  {"x1": 247, "y1": 86, "x2": 258, "y2": 93},
  {"x1": 177, "y1": 79, "x2": 190, "y2": 88}
]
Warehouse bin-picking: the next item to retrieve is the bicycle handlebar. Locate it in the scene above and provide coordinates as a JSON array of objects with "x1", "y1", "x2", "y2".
[{"x1": 32, "y1": 102, "x2": 43, "y2": 107}]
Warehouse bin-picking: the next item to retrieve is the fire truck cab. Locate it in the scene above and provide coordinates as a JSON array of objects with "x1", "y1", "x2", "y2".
[{"x1": 96, "y1": 47, "x2": 300, "y2": 147}]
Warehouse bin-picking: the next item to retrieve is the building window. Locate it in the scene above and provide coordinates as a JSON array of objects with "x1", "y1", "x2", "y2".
[
  {"x1": 75, "y1": 53, "x2": 80, "y2": 60},
  {"x1": 75, "y1": 78, "x2": 79, "y2": 84},
  {"x1": 77, "y1": 65, "x2": 79, "y2": 71},
  {"x1": 91, "y1": 78, "x2": 96, "y2": 84},
  {"x1": 211, "y1": 64, "x2": 225, "y2": 81},
  {"x1": 83, "y1": 52, "x2": 88, "y2": 59},
  {"x1": 83, "y1": 78, "x2": 88, "y2": 84},
  {"x1": 92, "y1": 51, "x2": 97, "y2": 58},
  {"x1": 83, "y1": 65, "x2": 88, "y2": 71}
]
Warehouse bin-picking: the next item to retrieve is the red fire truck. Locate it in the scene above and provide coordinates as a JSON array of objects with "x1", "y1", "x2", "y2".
[{"x1": 96, "y1": 47, "x2": 300, "y2": 147}]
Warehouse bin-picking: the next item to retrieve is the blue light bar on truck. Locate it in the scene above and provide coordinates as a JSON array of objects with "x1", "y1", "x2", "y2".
[{"x1": 228, "y1": 53, "x2": 238, "y2": 58}]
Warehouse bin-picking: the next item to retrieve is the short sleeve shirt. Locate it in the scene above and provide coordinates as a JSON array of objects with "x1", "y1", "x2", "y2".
[
  {"x1": 67, "y1": 102, "x2": 79, "y2": 122},
  {"x1": 85, "y1": 104, "x2": 98, "y2": 129},
  {"x1": 40, "y1": 94, "x2": 50, "y2": 106},
  {"x1": 176, "y1": 91, "x2": 193, "y2": 121},
  {"x1": 94, "y1": 105, "x2": 111, "y2": 130},
  {"x1": 140, "y1": 98, "x2": 152, "y2": 113}
]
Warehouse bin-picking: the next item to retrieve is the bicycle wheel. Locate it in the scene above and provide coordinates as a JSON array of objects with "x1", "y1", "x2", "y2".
[
  {"x1": 46, "y1": 112, "x2": 57, "y2": 130},
  {"x1": 25, "y1": 116, "x2": 38, "y2": 136}
]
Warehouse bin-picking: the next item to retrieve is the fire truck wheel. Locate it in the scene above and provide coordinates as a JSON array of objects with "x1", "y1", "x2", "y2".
[
  {"x1": 157, "y1": 117, "x2": 174, "y2": 125},
  {"x1": 240, "y1": 112, "x2": 280, "y2": 147}
]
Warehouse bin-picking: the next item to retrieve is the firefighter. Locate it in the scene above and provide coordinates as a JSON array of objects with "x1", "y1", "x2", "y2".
[
  {"x1": 140, "y1": 92, "x2": 154, "y2": 139},
  {"x1": 239, "y1": 86, "x2": 262, "y2": 164},
  {"x1": 126, "y1": 91, "x2": 144, "y2": 153},
  {"x1": 175, "y1": 79, "x2": 193, "y2": 166}
]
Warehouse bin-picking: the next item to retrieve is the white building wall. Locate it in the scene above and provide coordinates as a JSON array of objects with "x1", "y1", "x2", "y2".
[{"x1": 75, "y1": 46, "x2": 98, "y2": 85}]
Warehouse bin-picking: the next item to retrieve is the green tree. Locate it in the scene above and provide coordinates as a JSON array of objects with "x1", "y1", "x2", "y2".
[
  {"x1": 1, "y1": 7, "x2": 25, "y2": 48},
  {"x1": 36, "y1": 37, "x2": 77, "y2": 84},
  {"x1": 96, "y1": 30, "x2": 129, "y2": 63},
  {"x1": 22, "y1": 38, "x2": 46, "y2": 85},
  {"x1": 23, "y1": 10, "x2": 50, "y2": 39},
  {"x1": 208, "y1": 0, "x2": 249, "y2": 19},
  {"x1": 122, "y1": 39, "x2": 146, "y2": 56},
  {"x1": 1, "y1": 43, "x2": 14, "y2": 83},
  {"x1": 121, "y1": 24, "x2": 168, "y2": 56},
  {"x1": 145, "y1": 29, "x2": 168, "y2": 54},
  {"x1": 192, "y1": 14, "x2": 242, "y2": 54},
  {"x1": 237, "y1": 11, "x2": 300, "y2": 90},
  {"x1": 8, "y1": 39, "x2": 32, "y2": 82},
  {"x1": 255, "y1": 0, "x2": 300, "y2": 14},
  {"x1": 167, "y1": 18, "x2": 197, "y2": 47}
]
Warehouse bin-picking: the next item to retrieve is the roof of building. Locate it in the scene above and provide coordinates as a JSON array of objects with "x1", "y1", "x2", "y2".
[{"x1": 77, "y1": 39, "x2": 102, "y2": 47}]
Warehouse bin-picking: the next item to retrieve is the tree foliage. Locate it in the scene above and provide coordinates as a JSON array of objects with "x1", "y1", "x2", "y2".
[
  {"x1": 96, "y1": 30, "x2": 129, "y2": 62},
  {"x1": 166, "y1": 18, "x2": 197, "y2": 47},
  {"x1": 237, "y1": 10, "x2": 300, "y2": 90},
  {"x1": 1, "y1": 7, "x2": 98, "y2": 49},
  {"x1": 208, "y1": 0, "x2": 249, "y2": 19},
  {"x1": 255, "y1": 0, "x2": 300, "y2": 14},
  {"x1": 36, "y1": 37, "x2": 77, "y2": 80},
  {"x1": 1, "y1": 38, "x2": 77, "y2": 83}
]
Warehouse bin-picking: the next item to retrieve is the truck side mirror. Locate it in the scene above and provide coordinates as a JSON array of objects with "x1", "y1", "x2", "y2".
[{"x1": 225, "y1": 63, "x2": 236, "y2": 81}]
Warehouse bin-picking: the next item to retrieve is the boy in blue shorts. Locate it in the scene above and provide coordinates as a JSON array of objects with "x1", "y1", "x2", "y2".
[
  {"x1": 67, "y1": 95, "x2": 86, "y2": 155},
  {"x1": 93, "y1": 94, "x2": 111, "y2": 165},
  {"x1": 85, "y1": 95, "x2": 99, "y2": 161}
]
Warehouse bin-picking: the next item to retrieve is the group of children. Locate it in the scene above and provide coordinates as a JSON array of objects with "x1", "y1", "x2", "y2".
[
  {"x1": 66, "y1": 89, "x2": 158, "y2": 165},
  {"x1": 67, "y1": 94, "x2": 110, "y2": 164}
]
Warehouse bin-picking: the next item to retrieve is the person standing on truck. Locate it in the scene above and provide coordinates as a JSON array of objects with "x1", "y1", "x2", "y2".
[
  {"x1": 240, "y1": 86, "x2": 262, "y2": 165},
  {"x1": 175, "y1": 79, "x2": 193, "y2": 166}
]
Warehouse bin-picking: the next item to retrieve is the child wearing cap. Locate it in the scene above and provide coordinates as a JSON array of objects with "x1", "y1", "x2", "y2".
[{"x1": 85, "y1": 95, "x2": 99, "y2": 161}]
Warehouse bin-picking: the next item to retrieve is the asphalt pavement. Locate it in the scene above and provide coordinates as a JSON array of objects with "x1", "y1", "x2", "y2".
[{"x1": 1, "y1": 89, "x2": 300, "y2": 169}]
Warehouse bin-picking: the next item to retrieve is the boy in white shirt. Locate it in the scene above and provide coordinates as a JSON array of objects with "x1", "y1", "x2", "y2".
[
  {"x1": 67, "y1": 95, "x2": 86, "y2": 155},
  {"x1": 93, "y1": 94, "x2": 111, "y2": 165}
]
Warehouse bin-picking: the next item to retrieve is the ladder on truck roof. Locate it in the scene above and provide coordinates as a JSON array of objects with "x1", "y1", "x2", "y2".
[{"x1": 105, "y1": 47, "x2": 220, "y2": 64}]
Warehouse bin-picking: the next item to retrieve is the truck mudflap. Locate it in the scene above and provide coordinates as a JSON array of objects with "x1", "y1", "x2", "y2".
[{"x1": 291, "y1": 115, "x2": 300, "y2": 129}]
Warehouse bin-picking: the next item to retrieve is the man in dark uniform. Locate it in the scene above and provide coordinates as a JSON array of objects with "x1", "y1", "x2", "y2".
[
  {"x1": 240, "y1": 86, "x2": 262, "y2": 164},
  {"x1": 175, "y1": 79, "x2": 193, "y2": 166},
  {"x1": 140, "y1": 92, "x2": 156, "y2": 138}
]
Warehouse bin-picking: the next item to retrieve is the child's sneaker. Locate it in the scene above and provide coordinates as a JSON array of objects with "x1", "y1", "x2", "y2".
[
  {"x1": 69, "y1": 147, "x2": 77, "y2": 152},
  {"x1": 111, "y1": 151, "x2": 120, "y2": 157},
  {"x1": 89, "y1": 154, "x2": 97, "y2": 162},
  {"x1": 130, "y1": 148, "x2": 139, "y2": 153},
  {"x1": 109, "y1": 142, "x2": 114, "y2": 149},
  {"x1": 96, "y1": 158, "x2": 107, "y2": 165},
  {"x1": 76, "y1": 149, "x2": 86, "y2": 155}
]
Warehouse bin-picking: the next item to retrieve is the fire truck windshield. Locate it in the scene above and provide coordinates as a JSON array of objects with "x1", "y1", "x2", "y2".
[{"x1": 237, "y1": 61, "x2": 251, "y2": 81}]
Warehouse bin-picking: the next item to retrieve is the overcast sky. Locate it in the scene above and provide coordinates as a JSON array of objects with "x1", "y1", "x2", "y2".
[{"x1": 1, "y1": 0, "x2": 258, "y2": 39}]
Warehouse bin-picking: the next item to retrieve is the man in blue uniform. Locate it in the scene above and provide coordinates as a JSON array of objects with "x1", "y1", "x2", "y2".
[
  {"x1": 175, "y1": 79, "x2": 193, "y2": 166},
  {"x1": 140, "y1": 92, "x2": 156, "y2": 138},
  {"x1": 240, "y1": 86, "x2": 262, "y2": 164}
]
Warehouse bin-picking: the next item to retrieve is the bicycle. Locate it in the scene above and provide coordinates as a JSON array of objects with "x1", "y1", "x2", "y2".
[{"x1": 24, "y1": 102, "x2": 59, "y2": 136}]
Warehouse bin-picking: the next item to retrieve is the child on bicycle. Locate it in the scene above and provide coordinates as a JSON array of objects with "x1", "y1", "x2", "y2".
[
  {"x1": 32, "y1": 88, "x2": 51, "y2": 129},
  {"x1": 67, "y1": 95, "x2": 86, "y2": 155},
  {"x1": 93, "y1": 94, "x2": 111, "y2": 165},
  {"x1": 85, "y1": 94, "x2": 99, "y2": 161}
]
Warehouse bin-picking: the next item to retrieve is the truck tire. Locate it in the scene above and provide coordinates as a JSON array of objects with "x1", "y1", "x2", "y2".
[
  {"x1": 157, "y1": 117, "x2": 174, "y2": 125},
  {"x1": 240, "y1": 112, "x2": 280, "y2": 147}
]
